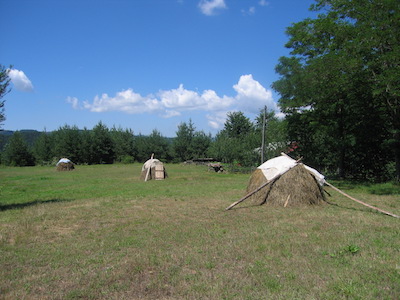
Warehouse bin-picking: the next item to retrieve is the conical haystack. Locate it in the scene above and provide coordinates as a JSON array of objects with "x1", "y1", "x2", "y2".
[{"x1": 246, "y1": 164, "x2": 325, "y2": 207}]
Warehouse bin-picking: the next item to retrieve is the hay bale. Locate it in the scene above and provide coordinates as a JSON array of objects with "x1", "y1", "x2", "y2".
[
  {"x1": 246, "y1": 164, "x2": 325, "y2": 207},
  {"x1": 56, "y1": 162, "x2": 75, "y2": 171}
]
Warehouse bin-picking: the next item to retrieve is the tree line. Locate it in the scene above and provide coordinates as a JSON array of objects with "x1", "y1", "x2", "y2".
[{"x1": 0, "y1": 112, "x2": 289, "y2": 169}]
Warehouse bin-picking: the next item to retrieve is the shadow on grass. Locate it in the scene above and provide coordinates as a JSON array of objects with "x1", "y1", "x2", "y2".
[{"x1": 0, "y1": 198, "x2": 73, "y2": 212}]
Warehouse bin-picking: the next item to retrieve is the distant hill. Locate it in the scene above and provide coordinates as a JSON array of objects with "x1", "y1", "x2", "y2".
[{"x1": 0, "y1": 130, "x2": 43, "y2": 151}]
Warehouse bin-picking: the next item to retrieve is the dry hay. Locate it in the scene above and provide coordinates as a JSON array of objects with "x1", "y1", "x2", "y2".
[
  {"x1": 246, "y1": 164, "x2": 325, "y2": 207},
  {"x1": 140, "y1": 164, "x2": 168, "y2": 180},
  {"x1": 56, "y1": 162, "x2": 75, "y2": 171}
]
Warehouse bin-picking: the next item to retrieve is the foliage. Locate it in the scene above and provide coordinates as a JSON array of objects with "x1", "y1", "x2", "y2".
[
  {"x1": 110, "y1": 126, "x2": 136, "y2": 163},
  {"x1": 33, "y1": 131, "x2": 53, "y2": 165},
  {"x1": 0, "y1": 64, "x2": 12, "y2": 129},
  {"x1": 1, "y1": 131, "x2": 35, "y2": 166},
  {"x1": 135, "y1": 129, "x2": 172, "y2": 163},
  {"x1": 272, "y1": 0, "x2": 399, "y2": 181},
  {"x1": 90, "y1": 121, "x2": 115, "y2": 164},
  {"x1": 173, "y1": 119, "x2": 212, "y2": 161}
]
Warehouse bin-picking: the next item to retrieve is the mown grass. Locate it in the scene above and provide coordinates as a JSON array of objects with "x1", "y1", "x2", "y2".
[{"x1": 0, "y1": 164, "x2": 399, "y2": 299}]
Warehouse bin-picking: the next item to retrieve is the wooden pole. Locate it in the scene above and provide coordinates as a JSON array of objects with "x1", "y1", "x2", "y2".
[
  {"x1": 145, "y1": 153, "x2": 155, "y2": 182},
  {"x1": 325, "y1": 181, "x2": 400, "y2": 218},
  {"x1": 225, "y1": 178, "x2": 274, "y2": 210}
]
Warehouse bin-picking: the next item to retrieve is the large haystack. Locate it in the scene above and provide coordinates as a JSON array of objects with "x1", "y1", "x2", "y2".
[
  {"x1": 246, "y1": 164, "x2": 325, "y2": 207},
  {"x1": 56, "y1": 158, "x2": 75, "y2": 171},
  {"x1": 140, "y1": 158, "x2": 167, "y2": 181}
]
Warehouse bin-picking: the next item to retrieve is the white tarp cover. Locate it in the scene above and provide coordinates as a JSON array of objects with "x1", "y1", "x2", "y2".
[
  {"x1": 56, "y1": 158, "x2": 72, "y2": 166},
  {"x1": 258, "y1": 154, "x2": 325, "y2": 186},
  {"x1": 142, "y1": 158, "x2": 162, "y2": 171}
]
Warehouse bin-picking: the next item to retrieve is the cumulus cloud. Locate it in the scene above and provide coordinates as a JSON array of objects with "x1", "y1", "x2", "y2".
[
  {"x1": 198, "y1": 0, "x2": 227, "y2": 16},
  {"x1": 67, "y1": 74, "x2": 277, "y2": 130},
  {"x1": 8, "y1": 69, "x2": 34, "y2": 92},
  {"x1": 259, "y1": 0, "x2": 269, "y2": 6}
]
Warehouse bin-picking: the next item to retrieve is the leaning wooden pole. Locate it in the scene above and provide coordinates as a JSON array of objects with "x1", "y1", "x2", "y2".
[
  {"x1": 325, "y1": 181, "x2": 400, "y2": 218},
  {"x1": 225, "y1": 179, "x2": 274, "y2": 210}
]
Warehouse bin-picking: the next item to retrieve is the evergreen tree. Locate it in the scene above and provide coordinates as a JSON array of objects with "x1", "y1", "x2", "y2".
[
  {"x1": 135, "y1": 130, "x2": 171, "y2": 162},
  {"x1": 173, "y1": 120, "x2": 195, "y2": 161},
  {"x1": 209, "y1": 112, "x2": 259, "y2": 166},
  {"x1": 33, "y1": 131, "x2": 53, "y2": 165},
  {"x1": 2, "y1": 131, "x2": 35, "y2": 166},
  {"x1": 110, "y1": 126, "x2": 136, "y2": 163},
  {"x1": 90, "y1": 121, "x2": 115, "y2": 164},
  {"x1": 52, "y1": 125, "x2": 82, "y2": 164}
]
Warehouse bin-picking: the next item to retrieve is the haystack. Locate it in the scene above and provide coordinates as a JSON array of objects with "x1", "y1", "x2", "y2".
[
  {"x1": 246, "y1": 164, "x2": 325, "y2": 207},
  {"x1": 226, "y1": 154, "x2": 326, "y2": 210},
  {"x1": 140, "y1": 157, "x2": 167, "y2": 181},
  {"x1": 56, "y1": 158, "x2": 75, "y2": 171}
]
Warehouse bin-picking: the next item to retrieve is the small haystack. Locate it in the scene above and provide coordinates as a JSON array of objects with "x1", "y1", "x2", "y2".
[
  {"x1": 56, "y1": 158, "x2": 75, "y2": 171},
  {"x1": 140, "y1": 155, "x2": 167, "y2": 181}
]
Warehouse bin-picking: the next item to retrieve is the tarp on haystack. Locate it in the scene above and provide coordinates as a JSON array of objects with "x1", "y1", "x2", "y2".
[
  {"x1": 140, "y1": 158, "x2": 167, "y2": 181},
  {"x1": 227, "y1": 154, "x2": 326, "y2": 209},
  {"x1": 56, "y1": 158, "x2": 75, "y2": 171}
]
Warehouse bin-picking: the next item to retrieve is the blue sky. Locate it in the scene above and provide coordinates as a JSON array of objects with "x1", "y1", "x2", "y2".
[{"x1": 1, "y1": 0, "x2": 316, "y2": 137}]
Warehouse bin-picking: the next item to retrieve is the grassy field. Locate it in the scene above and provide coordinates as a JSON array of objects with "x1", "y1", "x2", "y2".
[{"x1": 0, "y1": 164, "x2": 399, "y2": 299}]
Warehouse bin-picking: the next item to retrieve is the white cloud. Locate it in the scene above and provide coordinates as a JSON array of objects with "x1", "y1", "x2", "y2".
[
  {"x1": 67, "y1": 74, "x2": 277, "y2": 131},
  {"x1": 66, "y1": 97, "x2": 79, "y2": 109},
  {"x1": 259, "y1": 0, "x2": 269, "y2": 6},
  {"x1": 206, "y1": 111, "x2": 230, "y2": 129},
  {"x1": 81, "y1": 89, "x2": 162, "y2": 114},
  {"x1": 242, "y1": 6, "x2": 256, "y2": 16},
  {"x1": 233, "y1": 74, "x2": 276, "y2": 113},
  {"x1": 198, "y1": 0, "x2": 227, "y2": 16},
  {"x1": 8, "y1": 69, "x2": 34, "y2": 92}
]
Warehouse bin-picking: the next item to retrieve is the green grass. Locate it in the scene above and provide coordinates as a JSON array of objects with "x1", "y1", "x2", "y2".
[{"x1": 0, "y1": 164, "x2": 399, "y2": 299}]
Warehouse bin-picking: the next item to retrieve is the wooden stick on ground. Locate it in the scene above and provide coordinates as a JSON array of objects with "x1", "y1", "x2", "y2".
[
  {"x1": 284, "y1": 194, "x2": 291, "y2": 208},
  {"x1": 325, "y1": 181, "x2": 400, "y2": 218}
]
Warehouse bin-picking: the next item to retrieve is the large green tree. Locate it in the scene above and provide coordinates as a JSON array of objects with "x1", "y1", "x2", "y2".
[{"x1": 272, "y1": 0, "x2": 399, "y2": 181}]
